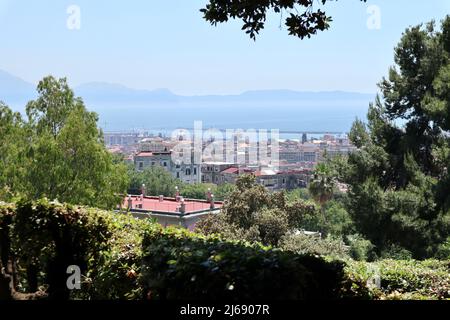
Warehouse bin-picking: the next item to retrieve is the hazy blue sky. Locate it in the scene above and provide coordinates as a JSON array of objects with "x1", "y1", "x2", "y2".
[{"x1": 0, "y1": 0, "x2": 448, "y2": 95}]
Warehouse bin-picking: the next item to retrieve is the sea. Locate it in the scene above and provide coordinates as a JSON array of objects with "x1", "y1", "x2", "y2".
[{"x1": 91, "y1": 99, "x2": 372, "y2": 139}]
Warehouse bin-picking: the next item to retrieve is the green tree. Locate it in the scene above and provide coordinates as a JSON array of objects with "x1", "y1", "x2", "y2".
[
  {"x1": 196, "y1": 174, "x2": 321, "y2": 246},
  {"x1": 349, "y1": 118, "x2": 370, "y2": 148},
  {"x1": 128, "y1": 166, "x2": 179, "y2": 197},
  {"x1": 280, "y1": 233, "x2": 349, "y2": 260},
  {"x1": 26, "y1": 77, "x2": 81, "y2": 137},
  {"x1": 215, "y1": 183, "x2": 236, "y2": 201},
  {"x1": 201, "y1": 0, "x2": 366, "y2": 40},
  {"x1": 309, "y1": 163, "x2": 335, "y2": 207},
  {"x1": 180, "y1": 183, "x2": 216, "y2": 200},
  {"x1": 254, "y1": 208, "x2": 289, "y2": 247},
  {"x1": 337, "y1": 17, "x2": 450, "y2": 259},
  {"x1": 286, "y1": 188, "x2": 311, "y2": 202},
  {"x1": 4, "y1": 76, "x2": 130, "y2": 209},
  {"x1": 345, "y1": 234, "x2": 375, "y2": 261},
  {"x1": 308, "y1": 163, "x2": 336, "y2": 233},
  {"x1": 0, "y1": 102, "x2": 28, "y2": 201},
  {"x1": 323, "y1": 200, "x2": 354, "y2": 237}
]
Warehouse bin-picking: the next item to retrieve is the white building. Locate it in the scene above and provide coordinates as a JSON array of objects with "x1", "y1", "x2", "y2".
[{"x1": 134, "y1": 138, "x2": 201, "y2": 184}]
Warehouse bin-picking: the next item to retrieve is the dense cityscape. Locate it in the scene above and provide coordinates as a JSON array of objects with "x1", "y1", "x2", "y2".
[
  {"x1": 105, "y1": 131, "x2": 354, "y2": 229},
  {"x1": 106, "y1": 131, "x2": 355, "y2": 187}
]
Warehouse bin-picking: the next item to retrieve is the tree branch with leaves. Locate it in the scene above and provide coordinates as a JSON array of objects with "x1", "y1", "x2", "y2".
[{"x1": 201, "y1": 0, "x2": 367, "y2": 40}]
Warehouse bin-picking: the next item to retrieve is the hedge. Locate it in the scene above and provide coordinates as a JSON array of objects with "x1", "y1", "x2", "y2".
[
  {"x1": 1, "y1": 199, "x2": 355, "y2": 300},
  {"x1": 0, "y1": 199, "x2": 149, "y2": 300},
  {"x1": 1, "y1": 199, "x2": 449, "y2": 300},
  {"x1": 140, "y1": 225, "x2": 350, "y2": 300},
  {"x1": 345, "y1": 259, "x2": 450, "y2": 300}
]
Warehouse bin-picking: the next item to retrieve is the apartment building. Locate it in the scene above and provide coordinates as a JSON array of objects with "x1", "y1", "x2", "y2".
[
  {"x1": 201, "y1": 162, "x2": 236, "y2": 184},
  {"x1": 134, "y1": 138, "x2": 201, "y2": 184}
]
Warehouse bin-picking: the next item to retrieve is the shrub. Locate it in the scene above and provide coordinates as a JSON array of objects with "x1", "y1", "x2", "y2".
[
  {"x1": 83, "y1": 213, "x2": 151, "y2": 300},
  {"x1": 10, "y1": 199, "x2": 114, "y2": 299},
  {"x1": 253, "y1": 209, "x2": 289, "y2": 246},
  {"x1": 380, "y1": 244, "x2": 413, "y2": 260},
  {"x1": 194, "y1": 213, "x2": 261, "y2": 243},
  {"x1": 345, "y1": 259, "x2": 450, "y2": 300},
  {"x1": 0, "y1": 203, "x2": 15, "y2": 299},
  {"x1": 140, "y1": 225, "x2": 348, "y2": 300},
  {"x1": 0, "y1": 199, "x2": 151, "y2": 300},
  {"x1": 436, "y1": 237, "x2": 450, "y2": 260},
  {"x1": 346, "y1": 234, "x2": 376, "y2": 261},
  {"x1": 196, "y1": 175, "x2": 322, "y2": 247},
  {"x1": 3, "y1": 199, "x2": 449, "y2": 301},
  {"x1": 280, "y1": 233, "x2": 349, "y2": 260},
  {"x1": 323, "y1": 201, "x2": 355, "y2": 236},
  {"x1": 180, "y1": 183, "x2": 216, "y2": 200},
  {"x1": 286, "y1": 188, "x2": 311, "y2": 202}
]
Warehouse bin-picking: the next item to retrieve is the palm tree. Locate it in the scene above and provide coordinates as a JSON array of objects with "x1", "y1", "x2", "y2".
[{"x1": 308, "y1": 163, "x2": 336, "y2": 232}]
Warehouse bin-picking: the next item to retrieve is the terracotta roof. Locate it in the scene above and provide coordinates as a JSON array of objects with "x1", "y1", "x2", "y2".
[
  {"x1": 123, "y1": 196, "x2": 223, "y2": 214},
  {"x1": 221, "y1": 167, "x2": 239, "y2": 174}
]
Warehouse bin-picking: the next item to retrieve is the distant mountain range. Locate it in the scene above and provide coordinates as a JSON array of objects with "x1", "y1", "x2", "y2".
[
  {"x1": 0, "y1": 70, "x2": 36, "y2": 105},
  {"x1": 0, "y1": 69, "x2": 377, "y2": 132},
  {"x1": 0, "y1": 69, "x2": 375, "y2": 108}
]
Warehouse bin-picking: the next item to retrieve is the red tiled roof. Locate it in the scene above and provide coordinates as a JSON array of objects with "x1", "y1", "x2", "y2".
[
  {"x1": 123, "y1": 196, "x2": 223, "y2": 214},
  {"x1": 221, "y1": 167, "x2": 239, "y2": 174}
]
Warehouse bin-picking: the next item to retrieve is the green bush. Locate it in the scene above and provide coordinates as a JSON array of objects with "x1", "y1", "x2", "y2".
[
  {"x1": 436, "y1": 237, "x2": 450, "y2": 260},
  {"x1": 380, "y1": 245, "x2": 413, "y2": 260},
  {"x1": 83, "y1": 212, "x2": 150, "y2": 300},
  {"x1": 286, "y1": 188, "x2": 311, "y2": 202},
  {"x1": 2, "y1": 199, "x2": 449, "y2": 301},
  {"x1": 253, "y1": 209, "x2": 290, "y2": 246},
  {"x1": 140, "y1": 224, "x2": 348, "y2": 300},
  {"x1": 280, "y1": 233, "x2": 349, "y2": 260},
  {"x1": 346, "y1": 259, "x2": 450, "y2": 300},
  {"x1": 323, "y1": 201, "x2": 355, "y2": 236},
  {"x1": 196, "y1": 175, "x2": 322, "y2": 247},
  {"x1": 346, "y1": 234, "x2": 376, "y2": 261},
  {"x1": 0, "y1": 199, "x2": 151, "y2": 300}
]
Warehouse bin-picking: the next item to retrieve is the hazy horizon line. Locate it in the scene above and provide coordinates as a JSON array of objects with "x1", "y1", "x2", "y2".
[{"x1": 0, "y1": 68, "x2": 376, "y2": 97}]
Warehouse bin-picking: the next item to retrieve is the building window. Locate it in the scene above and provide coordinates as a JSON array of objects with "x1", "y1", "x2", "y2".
[
  {"x1": 193, "y1": 167, "x2": 197, "y2": 175},
  {"x1": 177, "y1": 172, "x2": 180, "y2": 179},
  {"x1": 163, "y1": 162, "x2": 167, "y2": 167},
  {"x1": 151, "y1": 161, "x2": 156, "y2": 166},
  {"x1": 186, "y1": 168, "x2": 191, "y2": 176},
  {"x1": 138, "y1": 162, "x2": 144, "y2": 170}
]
